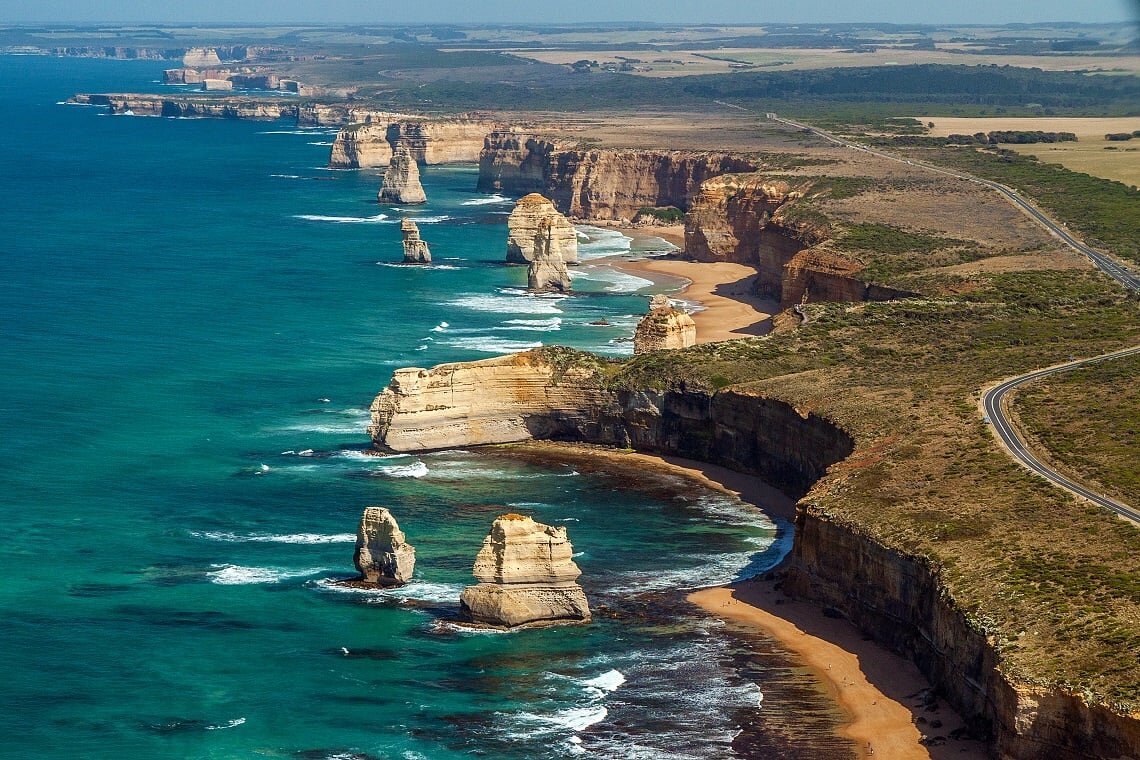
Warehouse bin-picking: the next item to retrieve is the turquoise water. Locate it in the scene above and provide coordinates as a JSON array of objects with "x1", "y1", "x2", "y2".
[{"x1": 0, "y1": 57, "x2": 849, "y2": 759}]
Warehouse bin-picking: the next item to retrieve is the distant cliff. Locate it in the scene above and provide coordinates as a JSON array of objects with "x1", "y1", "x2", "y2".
[
  {"x1": 477, "y1": 130, "x2": 758, "y2": 220},
  {"x1": 329, "y1": 117, "x2": 499, "y2": 168}
]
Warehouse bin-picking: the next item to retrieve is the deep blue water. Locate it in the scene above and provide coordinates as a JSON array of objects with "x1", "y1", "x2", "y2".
[{"x1": 0, "y1": 56, "x2": 849, "y2": 759}]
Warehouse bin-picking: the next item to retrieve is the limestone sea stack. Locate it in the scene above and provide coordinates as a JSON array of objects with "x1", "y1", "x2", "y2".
[
  {"x1": 527, "y1": 219, "x2": 572, "y2": 293},
  {"x1": 506, "y1": 193, "x2": 578, "y2": 264},
  {"x1": 353, "y1": 507, "x2": 416, "y2": 586},
  {"x1": 378, "y1": 147, "x2": 427, "y2": 205},
  {"x1": 400, "y1": 219, "x2": 431, "y2": 264},
  {"x1": 633, "y1": 294, "x2": 697, "y2": 354},
  {"x1": 460, "y1": 514, "x2": 590, "y2": 628}
]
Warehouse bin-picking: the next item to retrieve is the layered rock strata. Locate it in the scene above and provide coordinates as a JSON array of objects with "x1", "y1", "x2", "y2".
[
  {"x1": 526, "y1": 219, "x2": 572, "y2": 293},
  {"x1": 69, "y1": 94, "x2": 416, "y2": 127},
  {"x1": 685, "y1": 173, "x2": 914, "y2": 307},
  {"x1": 633, "y1": 295, "x2": 696, "y2": 354},
  {"x1": 182, "y1": 47, "x2": 222, "y2": 67},
  {"x1": 479, "y1": 131, "x2": 758, "y2": 220},
  {"x1": 378, "y1": 147, "x2": 427, "y2": 205},
  {"x1": 353, "y1": 507, "x2": 416, "y2": 586},
  {"x1": 329, "y1": 117, "x2": 498, "y2": 169},
  {"x1": 506, "y1": 193, "x2": 578, "y2": 264},
  {"x1": 459, "y1": 514, "x2": 590, "y2": 628},
  {"x1": 401, "y1": 219, "x2": 431, "y2": 264},
  {"x1": 369, "y1": 349, "x2": 1140, "y2": 758}
]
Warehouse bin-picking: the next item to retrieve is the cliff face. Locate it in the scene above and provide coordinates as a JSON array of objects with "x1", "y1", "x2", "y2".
[
  {"x1": 477, "y1": 131, "x2": 758, "y2": 220},
  {"x1": 633, "y1": 295, "x2": 697, "y2": 354},
  {"x1": 70, "y1": 93, "x2": 297, "y2": 120},
  {"x1": 329, "y1": 118, "x2": 498, "y2": 168},
  {"x1": 368, "y1": 349, "x2": 1140, "y2": 758},
  {"x1": 526, "y1": 220, "x2": 572, "y2": 293}
]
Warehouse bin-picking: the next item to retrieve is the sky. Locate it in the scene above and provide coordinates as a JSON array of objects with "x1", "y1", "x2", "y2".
[{"x1": 0, "y1": 0, "x2": 1136, "y2": 25}]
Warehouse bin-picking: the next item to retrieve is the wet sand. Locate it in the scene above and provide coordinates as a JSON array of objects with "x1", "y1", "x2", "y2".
[{"x1": 513, "y1": 441, "x2": 988, "y2": 760}]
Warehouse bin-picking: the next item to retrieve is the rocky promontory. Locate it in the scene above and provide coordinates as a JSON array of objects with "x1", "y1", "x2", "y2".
[
  {"x1": 401, "y1": 219, "x2": 431, "y2": 264},
  {"x1": 329, "y1": 117, "x2": 499, "y2": 169},
  {"x1": 353, "y1": 507, "x2": 416, "y2": 586},
  {"x1": 506, "y1": 193, "x2": 578, "y2": 264},
  {"x1": 459, "y1": 514, "x2": 590, "y2": 628},
  {"x1": 378, "y1": 147, "x2": 427, "y2": 205},
  {"x1": 633, "y1": 295, "x2": 696, "y2": 354}
]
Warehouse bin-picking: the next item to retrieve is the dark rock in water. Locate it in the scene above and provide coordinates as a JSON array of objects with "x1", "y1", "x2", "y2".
[{"x1": 353, "y1": 506, "x2": 416, "y2": 586}]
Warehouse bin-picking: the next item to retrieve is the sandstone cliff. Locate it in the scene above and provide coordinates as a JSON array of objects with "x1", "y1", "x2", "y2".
[
  {"x1": 460, "y1": 514, "x2": 590, "y2": 628},
  {"x1": 329, "y1": 117, "x2": 498, "y2": 169},
  {"x1": 527, "y1": 219, "x2": 572, "y2": 293},
  {"x1": 353, "y1": 507, "x2": 416, "y2": 585},
  {"x1": 506, "y1": 193, "x2": 578, "y2": 264},
  {"x1": 182, "y1": 47, "x2": 222, "y2": 67},
  {"x1": 400, "y1": 219, "x2": 431, "y2": 264},
  {"x1": 685, "y1": 173, "x2": 914, "y2": 307},
  {"x1": 633, "y1": 294, "x2": 696, "y2": 354},
  {"x1": 378, "y1": 147, "x2": 427, "y2": 205},
  {"x1": 478, "y1": 131, "x2": 759, "y2": 220},
  {"x1": 70, "y1": 93, "x2": 297, "y2": 120},
  {"x1": 369, "y1": 348, "x2": 1140, "y2": 758}
]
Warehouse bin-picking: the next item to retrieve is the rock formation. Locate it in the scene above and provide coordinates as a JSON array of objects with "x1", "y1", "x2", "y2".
[
  {"x1": 353, "y1": 507, "x2": 416, "y2": 586},
  {"x1": 378, "y1": 147, "x2": 427, "y2": 205},
  {"x1": 400, "y1": 219, "x2": 431, "y2": 264},
  {"x1": 633, "y1": 294, "x2": 696, "y2": 354},
  {"x1": 201, "y1": 78, "x2": 233, "y2": 92},
  {"x1": 526, "y1": 219, "x2": 572, "y2": 292},
  {"x1": 479, "y1": 131, "x2": 759, "y2": 220},
  {"x1": 506, "y1": 193, "x2": 578, "y2": 264},
  {"x1": 329, "y1": 117, "x2": 498, "y2": 169},
  {"x1": 182, "y1": 47, "x2": 222, "y2": 67},
  {"x1": 459, "y1": 514, "x2": 590, "y2": 628},
  {"x1": 370, "y1": 350, "x2": 610, "y2": 453}
]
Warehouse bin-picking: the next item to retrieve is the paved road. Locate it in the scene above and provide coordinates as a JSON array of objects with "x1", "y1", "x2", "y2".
[
  {"x1": 764, "y1": 113, "x2": 1140, "y2": 520},
  {"x1": 982, "y1": 347, "x2": 1140, "y2": 523},
  {"x1": 767, "y1": 114, "x2": 1140, "y2": 293}
]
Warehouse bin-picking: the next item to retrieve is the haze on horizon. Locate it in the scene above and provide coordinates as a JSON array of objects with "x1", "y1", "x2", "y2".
[{"x1": 1, "y1": 0, "x2": 1135, "y2": 25}]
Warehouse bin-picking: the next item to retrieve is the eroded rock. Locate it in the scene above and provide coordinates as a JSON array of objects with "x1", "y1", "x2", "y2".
[
  {"x1": 378, "y1": 146, "x2": 427, "y2": 205},
  {"x1": 353, "y1": 507, "x2": 416, "y2": 586},
  {"x1": 460, "y1": 514, "x2": 590, "y2": 628},
  {"x1": 633, "y1": 294, "x2": 696, "y2": 354},
  {"x1": 506, "y1": 193, "x2": 578, "y2": 264},
  {"x1": 527, "y1": 218, "x2": 572, "y2": 292},
  {"x1": 401, "y1": 219, "x2": 431, "y2": 264}
]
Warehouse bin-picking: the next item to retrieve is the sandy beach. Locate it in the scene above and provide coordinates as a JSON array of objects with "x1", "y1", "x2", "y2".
[{"x1": 513, "y1": 442, "x2": 988, "y2": 760}]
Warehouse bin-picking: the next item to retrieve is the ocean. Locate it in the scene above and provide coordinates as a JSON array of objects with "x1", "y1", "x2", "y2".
[{"x1": 0, "y1": 56, "x2": 851, "y2": 759}]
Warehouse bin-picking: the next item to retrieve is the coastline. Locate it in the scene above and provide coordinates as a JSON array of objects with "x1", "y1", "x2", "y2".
[
  {"x1": 591, "y1": 222, "x2": 779, "y2": 343},
  {"x1": 510, "y1": 441, "x2": 987, "y2": 760}
]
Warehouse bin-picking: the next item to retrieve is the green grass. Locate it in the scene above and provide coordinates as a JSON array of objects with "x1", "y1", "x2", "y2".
[{"x1": 900, "y1": 146, "x2": 1140, "y2": 264}]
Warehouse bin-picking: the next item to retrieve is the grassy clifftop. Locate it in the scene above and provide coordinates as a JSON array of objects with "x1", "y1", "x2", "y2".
[{"x1": 615, "y1": 267, "x2": 1140, "y2": 708}]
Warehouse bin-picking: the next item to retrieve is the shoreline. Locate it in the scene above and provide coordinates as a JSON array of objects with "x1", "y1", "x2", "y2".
[
  {"x1": 587, "y1": 222, "x2": 780, "y2": 343},
  {"x1": 510, "y1": 441, "x2": 987, "y2": 760}
]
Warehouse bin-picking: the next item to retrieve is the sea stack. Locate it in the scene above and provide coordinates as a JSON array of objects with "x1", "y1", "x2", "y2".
[
  {"x1": 459, "y1": 514, "x2": 590, "y2": 628},
  {"x1": 506, "y1": 193, "x2": 578, "y2": 264},
  {"x1": 400, "y1": 219, "x2": 432, "y2": 264},
  {"x1": 353, "y1": 507, "x2": 416, "y2": 586},
  {"x1": 633, "y1": 294, "x2": 697, "y2": 354},
  {"x1": 378, "y1": 146, "x2": 427, "y2": 205},
  {"x1": 527, "y1": 219, "x2": 572, "y2": 292}
]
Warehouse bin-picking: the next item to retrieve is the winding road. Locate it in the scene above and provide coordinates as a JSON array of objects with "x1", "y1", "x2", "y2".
[{"x1": 765, "y1": 113, "x2": 1140, "y2": 520}]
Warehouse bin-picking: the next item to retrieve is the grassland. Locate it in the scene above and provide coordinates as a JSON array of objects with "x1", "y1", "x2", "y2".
[
  {"x1": 613, "y1": 269, "x2": 1140, "y2": 708},
  {"x1": 1012, "y1": 354, "x2": 1140, "y2": 509}
]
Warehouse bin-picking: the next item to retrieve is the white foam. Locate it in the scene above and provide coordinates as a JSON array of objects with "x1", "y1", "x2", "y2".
[
  {"x1": 582, "y1": 669, "x2": 625, "y2": 694},
  {"x1": 294, "y1": 213, "x2": 393, "y2": 224},
  {"x1": 270, "y1": 174, "x2": 303, "y2": 179},
  {"x1": 570, "y1": 267, "x2": 655, "y2": 293},
  {"x1": 207, "y1": 564, "x2": 324, "y2": 585},
  {"x1": 443, "y1": 337, "x2": 544, "y2": 354},
  {"x1": 388, "y1": 581, "x2": 465, "y2": 605},
  {"x1": 460, "y1": 193, "x2": 512, "y2": 206},
  {"x1": 377, "y1": 461, "x2": 429, "y2": 478},
  {"x1": 575, "y1": 225, "x2": 633, "y2": 260},
  {"x1": 191, "y1": 531, "x2": 355, "y2": 544},
  {"x1": 449, "y1": 293, "x2": 563, "y2": 316},
  {"x1": 501, "y1": 316, "x2": 562, "y2": 332},
  {"x1": 400, "y1": 215, "x2": 450, "y2": 223},
  {"x1": 205, "y1": 717, "x2": 246, "y2": 730},
  {"x1": 307, "y1": 141, "x2": 334, "y2": 146},
  {"x1": 431, "y1": 321, "x2": 449, "y2": 332},
  {"x1": 515, "y1": 706, "x2": 608, "y2": 733}
]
